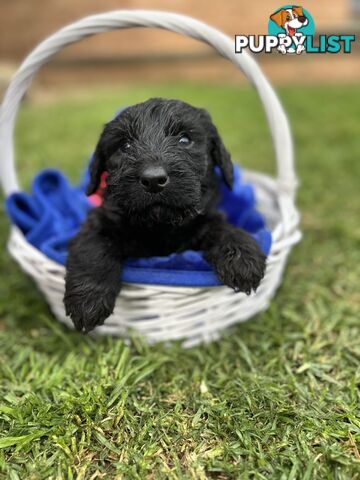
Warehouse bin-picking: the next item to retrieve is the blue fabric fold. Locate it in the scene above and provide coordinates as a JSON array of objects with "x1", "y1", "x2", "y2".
[{"x1": 5, "y1": 110, "x2": 272, "y2": 287}]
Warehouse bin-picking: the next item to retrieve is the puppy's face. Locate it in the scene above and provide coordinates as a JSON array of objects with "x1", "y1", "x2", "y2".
[{"x1": 87, "y1": 98, "x2": 233, "y2": 225}]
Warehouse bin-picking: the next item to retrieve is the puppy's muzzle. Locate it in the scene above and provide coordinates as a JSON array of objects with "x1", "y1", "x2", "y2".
[
  {"x1": 298, "y1": 15, "x2": 307, "y2": 24},
  {"x1": 140, "y1": 166, "x2": 169, "y2": 193}
]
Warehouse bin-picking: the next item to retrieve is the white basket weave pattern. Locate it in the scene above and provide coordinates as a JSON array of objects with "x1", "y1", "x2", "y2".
[{"x1": 0, "y1": 11, "x2": 301, "y2": 347}]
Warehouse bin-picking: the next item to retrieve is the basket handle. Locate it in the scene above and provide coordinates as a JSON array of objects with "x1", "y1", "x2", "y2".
[{"x1": 0, "y1": 10, "x2": 297, "y2": 197}]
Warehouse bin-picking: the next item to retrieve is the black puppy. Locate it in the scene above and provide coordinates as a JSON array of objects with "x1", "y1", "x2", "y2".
[{"x1": 64, "y1": 98, "x2": 266, "y2": 332}]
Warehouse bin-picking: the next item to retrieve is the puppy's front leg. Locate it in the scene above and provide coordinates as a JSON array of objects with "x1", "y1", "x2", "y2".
[
  {"x1": 200, "y1": 214, "x2": 266, "y2": 294},
  {"x1": 64, "y1": 210, "x2": 122, "y2": 332}
]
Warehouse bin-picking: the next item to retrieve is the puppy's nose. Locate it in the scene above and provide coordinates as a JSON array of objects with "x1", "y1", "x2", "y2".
[
  {"x1": 298, "y1": 15, "x2": 307, "y2": 23},
  {"x1": 140, "y1": 166, "x2": 169, "y2": 193}
]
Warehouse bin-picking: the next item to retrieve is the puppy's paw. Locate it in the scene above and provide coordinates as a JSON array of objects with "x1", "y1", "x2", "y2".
[
  {"x1": 210, "y1": 243, "x2": 266, "y2": 295},
  {"x1": 64, "y1": 285, "x2": 118, "y2": 333}
]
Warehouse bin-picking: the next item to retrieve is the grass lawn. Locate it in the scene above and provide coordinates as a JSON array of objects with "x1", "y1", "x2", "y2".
[{"x1": 0, "y1": 82, "x2": 359, "y2": 479}]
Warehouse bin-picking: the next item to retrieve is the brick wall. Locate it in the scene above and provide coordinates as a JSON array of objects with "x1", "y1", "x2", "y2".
[
  {"x1": 0, "y1": 0, "x2": 351, "y2": 61},
  {"x1": 1, "y1": 0, "x2": 357, "y2": 90}
]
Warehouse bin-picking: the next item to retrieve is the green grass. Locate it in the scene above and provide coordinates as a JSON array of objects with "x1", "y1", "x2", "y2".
[{"x1": 0, "y1": 83, "x2": 359, "y2": 479}]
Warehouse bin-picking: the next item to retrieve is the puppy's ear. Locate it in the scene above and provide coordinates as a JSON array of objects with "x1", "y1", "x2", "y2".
[
  {"x1": 86, "y1": 142, "x2": 106, "y2": 195},
  {"x1": 86, "y1": 119, "x2": 118, "y2": 195},
  {"x1": 270, "y1": 9, "x2": 285, "y2": 27},
  {"x1": 209, "y1": 122, "x2": 234, "y2": 190}
]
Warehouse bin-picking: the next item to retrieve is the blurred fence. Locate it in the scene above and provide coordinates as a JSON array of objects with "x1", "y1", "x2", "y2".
[{"x1": 0, "y1": 0, "x2": 359, "y2": 91}]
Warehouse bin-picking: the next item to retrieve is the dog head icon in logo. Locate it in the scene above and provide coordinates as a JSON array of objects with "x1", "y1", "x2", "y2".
[
  {"x1": 270, "y1": 6, "x2": 308, "y2": 36},
  {"x1": 269, "y1": 5, "x2": 314, "y2": 54}
]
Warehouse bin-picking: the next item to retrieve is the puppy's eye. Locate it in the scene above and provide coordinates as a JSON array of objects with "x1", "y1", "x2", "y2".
[
  {"x1": 293, "y1": 13, "x2": 298, "y2": 18},
  {"x1": 179, "y1": 134, "x2": 191, "y2": 145},
  {"x1": 286, "y1": 14, "x2": 291, "y2": 20},
  {"x1": 119, "y1": 141, "x2": 131, "y2": 152}
]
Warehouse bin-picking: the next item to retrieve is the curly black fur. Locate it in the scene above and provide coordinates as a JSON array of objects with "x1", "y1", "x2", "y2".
[{"x1": 64, "y1": 98, "x2": 266, "y2": 332}]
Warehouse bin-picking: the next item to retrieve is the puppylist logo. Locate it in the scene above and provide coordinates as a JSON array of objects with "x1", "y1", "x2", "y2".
[{"x1": 235, "y1": 5, "x2": 356, "y2": 55}]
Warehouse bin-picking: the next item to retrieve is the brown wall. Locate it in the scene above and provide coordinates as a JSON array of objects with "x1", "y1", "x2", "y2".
[
  {"x1": 1, "y1": 0, "x2": 357, "y2": 90},
  {"x1": 0, "y1": 0, "x2": 351, "y2": 61}
]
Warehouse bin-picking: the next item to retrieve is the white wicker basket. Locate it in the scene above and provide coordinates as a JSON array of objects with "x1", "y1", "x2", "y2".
[{"x1": 0, "y1": 10, "x2": 301, "y2": 347}]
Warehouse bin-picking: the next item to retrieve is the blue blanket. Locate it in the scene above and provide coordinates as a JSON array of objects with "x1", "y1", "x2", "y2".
[{"x1": 6, "y1": 165, "x2": 271, "y2": 286}]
